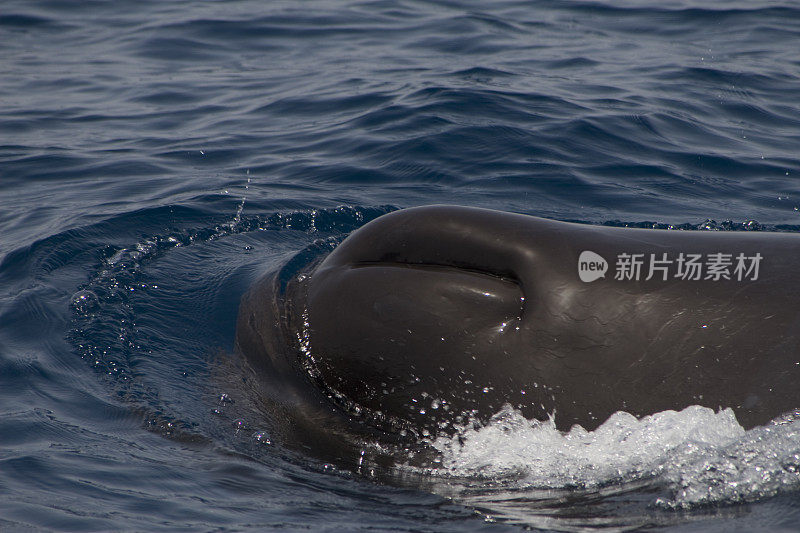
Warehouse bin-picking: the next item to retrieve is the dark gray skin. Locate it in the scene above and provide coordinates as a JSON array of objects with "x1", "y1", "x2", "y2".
[{"x1": 236, "y1": 205, "x2": 800, "y2": 439}]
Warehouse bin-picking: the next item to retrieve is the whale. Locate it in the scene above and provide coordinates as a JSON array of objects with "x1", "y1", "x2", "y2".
[{"x1": 235, "y1": 205, "x2": 800, "y2": 441}]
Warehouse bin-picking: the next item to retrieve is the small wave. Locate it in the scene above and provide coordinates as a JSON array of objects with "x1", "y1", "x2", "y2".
[
  {"x1": 66, "y1": 204, "x2": 394, "y2": 438},
  {"x1": 408, "y1": 403, "x2": 800, "y2": 511}
]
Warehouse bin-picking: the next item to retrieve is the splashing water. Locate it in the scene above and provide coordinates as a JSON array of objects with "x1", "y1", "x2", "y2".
[{"x1": 417, "y1": 404, "x2": 800, "y2": 510}]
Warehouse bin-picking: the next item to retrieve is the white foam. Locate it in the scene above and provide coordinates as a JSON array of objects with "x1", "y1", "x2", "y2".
[{"x1": 420, "y1": 404, "x2": 800, "y2": 508}]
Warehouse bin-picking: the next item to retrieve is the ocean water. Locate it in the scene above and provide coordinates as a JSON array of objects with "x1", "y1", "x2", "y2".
[{"x1": 3, "y1": 0, "x2": 800, "y2": 531}]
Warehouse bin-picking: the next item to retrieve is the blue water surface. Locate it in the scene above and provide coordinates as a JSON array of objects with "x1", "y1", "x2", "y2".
[{"x1": 2, "y1": 0, "x2": 800, "y2": 530}]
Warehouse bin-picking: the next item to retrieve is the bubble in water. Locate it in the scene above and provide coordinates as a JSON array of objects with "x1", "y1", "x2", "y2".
[{"x1": 70, "y1": 290, "x2": 99, "y2": 314}]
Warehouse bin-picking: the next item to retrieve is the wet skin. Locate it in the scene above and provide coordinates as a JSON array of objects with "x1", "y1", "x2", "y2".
[{"x1": 236, "y1": 205, "x2": 800, "y2": 437}]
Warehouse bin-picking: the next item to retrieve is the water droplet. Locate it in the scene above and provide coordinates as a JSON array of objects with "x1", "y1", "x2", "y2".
[
  {"x1": 218, "y1": 393, "x2": 233, "y2": 405},
  {"x1": 253, "y1": 431, "x2": 271, "y2": 444}
]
